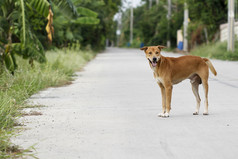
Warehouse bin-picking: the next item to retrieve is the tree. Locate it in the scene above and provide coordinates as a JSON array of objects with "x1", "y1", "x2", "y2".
[
  {"x1": 120, "y1": 0, "x2": 183, "y2": 47},
  {"x1": 73, "y1": 0, "x2": 122, "y2": 50},
  {"x1": 187, "y1": 0, "x2": 227, "y2": 47},
  {"x1": 0, "y1": 0, "x2": 102, "y2": 73},
  {"x1": 0, "y1": 0, "x2": 46, "y2": 73},
  {"x1": 28, "y1": 0, "x2": 121, "y2": 50}
]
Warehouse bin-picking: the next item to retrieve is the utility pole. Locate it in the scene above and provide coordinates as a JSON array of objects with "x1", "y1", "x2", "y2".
[
  {"x1": 130, "y1": 0, "x2": 133, "y2": 45},
  {"x1": 167, "y1": 0, "x2": 171, "y2": 48},
  {"x1": 149, "y1": 0, "x2": 152, "y2": 9},
  {"x1": 116, "y1": 12, "x2": 122, "y2": 47},
  {"x1": 183, "y1": 2, "x2": 189, "y2": 52},
  {"x1": 228, "y1": 0, "x2": 235, "y2": 52},
  {"x1": 156, "y1": 0, "x2": 159, "y2": 5}
]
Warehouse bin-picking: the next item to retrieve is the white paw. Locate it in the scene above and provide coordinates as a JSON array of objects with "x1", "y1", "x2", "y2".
[
  {"x1": 193, "y1": 112, "x2": 199, "y2": 115},
  {"x1": 158, "y1": 113, "x2": 165, "y2": 117},
  {"x1": 162, "y1": 113, "x2": 169, "y2": 118}
]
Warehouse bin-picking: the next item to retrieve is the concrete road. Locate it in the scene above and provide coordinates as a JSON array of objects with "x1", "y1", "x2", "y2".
[{"x1": 14, "y1": 48, "x2": 238, "y2": 159}]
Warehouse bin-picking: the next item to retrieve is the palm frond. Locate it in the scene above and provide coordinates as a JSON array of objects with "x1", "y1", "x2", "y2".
[
  {"x1": 29, "y1": 0, "x2": 50, "y2": 17},
  {"x1": 0, "y1": 17, "x2": 9, "y2": 36},
  {"x1": 77, "y1": 7, "x2": 98, "y2": 17},
  {"x1": 4, "y1": 52, "x2": 15, "y2": 72},
  {"x1": 12, "y1": 37, "x2": 46, "y2": 63},
  {"x1": 0, "y1": 0, "x2": 3, "y2": 6},
  {"x1": 53, "y1": 0, "x2": 78, "y2": 17},
  {"x1": 3, "y1": 44, "x2": 16, "y2": 73},
  {"x1": 11, "y1": 16, "x2": 46, "y2": 63},
  {"x1": 74, "y1": 17, "x2": 100, "y2": 25},
  {"x1": 65, "y1": 28, "x2": 74, "y2": 40}
]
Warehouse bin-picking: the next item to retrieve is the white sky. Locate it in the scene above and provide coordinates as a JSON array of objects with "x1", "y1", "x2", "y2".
[
  {"x1": 132, "y1": 0, "x2": 143, "y2": 7},
  {"x1": 114, "y1": 0, "x2": 143, "y2": 21},
  {"x1": 123, "y1": 0, "x2": 143, "y2": 8}
]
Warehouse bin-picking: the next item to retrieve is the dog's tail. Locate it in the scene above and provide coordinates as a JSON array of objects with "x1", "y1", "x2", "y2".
[{"x1": 203, "y1": 58, "x2": 217, "y2": 76}]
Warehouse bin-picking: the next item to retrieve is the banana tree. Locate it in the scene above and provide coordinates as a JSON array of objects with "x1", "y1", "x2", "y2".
[
  {"x1": 0, "y1": 0, "x2": 100, "y2": 73},
  {"x1": 0, "y1": 0, "x2": 48, "y2": 73}
]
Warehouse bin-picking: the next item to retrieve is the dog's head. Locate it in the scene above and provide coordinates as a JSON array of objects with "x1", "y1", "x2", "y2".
[{"x1": 140, "y1": 45, "x2": 166, "y2": 67}]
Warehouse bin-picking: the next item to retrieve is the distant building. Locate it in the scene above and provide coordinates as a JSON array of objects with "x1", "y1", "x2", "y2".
[{"x1": 220, "y1": 22, "x2": 238, "y2": 42}]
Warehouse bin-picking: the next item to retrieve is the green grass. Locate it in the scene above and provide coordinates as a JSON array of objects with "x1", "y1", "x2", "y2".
[
  {"x1": 190, "y1": 41, "x2": 238, "y2": 61},
  {"x1": 0, "y1": 49, "x2": 96, "y2": 158}
]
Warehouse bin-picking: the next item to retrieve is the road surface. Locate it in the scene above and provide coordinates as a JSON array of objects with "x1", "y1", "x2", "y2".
[{"x1": 14, "y1": 48, "x2": 238, "y2": 159}]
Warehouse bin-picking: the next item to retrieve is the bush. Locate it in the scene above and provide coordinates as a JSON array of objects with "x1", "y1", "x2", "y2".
[
  {"x1": 0, "y1": 49, "x2": 96, "y2": 158},
  {"x1": 191, "y1": 41, "x2": 238, "y2": 61}
]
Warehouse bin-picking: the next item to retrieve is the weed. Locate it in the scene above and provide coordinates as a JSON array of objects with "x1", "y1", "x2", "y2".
[
  {"x1": 191, "y1": 41, "x2": 238, "y2": 61},
  {"x1": 0, "y1": 49, "x2": 96, "y2": 158}
]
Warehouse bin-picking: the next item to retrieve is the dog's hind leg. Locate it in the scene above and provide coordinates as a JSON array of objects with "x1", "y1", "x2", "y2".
[
  {"x1": 158, "y1": 83, "x2": 166, "y2": 117},
  {"x1": 191, "y1": 81, "x2": 201, "y2": 115},
  {"x1": 198, "y1": 69, "x2": 209, "y2": 115},
  {"x1": 202, "y1": 79, "x2": 209, "y2": 115}
]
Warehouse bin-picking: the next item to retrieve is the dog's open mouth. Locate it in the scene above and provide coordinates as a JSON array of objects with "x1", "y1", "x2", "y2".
[
  {"x1": 152, "y1": 61, "x2": 157, "y2": 67},
  {"x1": 148, "y1": 58, "x2": 157, "y2": 67}
]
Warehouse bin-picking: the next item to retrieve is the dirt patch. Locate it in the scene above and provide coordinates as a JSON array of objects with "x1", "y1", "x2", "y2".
[{"x1": 22, "y1": 111, "x2": 42, "y2": 116}]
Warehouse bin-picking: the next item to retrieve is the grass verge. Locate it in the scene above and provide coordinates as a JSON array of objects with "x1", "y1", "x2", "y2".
[
  {"x1": 190, "y1": 41, "x2": 238, "y2": 61},
  {"x1": 0, "y1": 49, "x2": 96, "y2": 158}
]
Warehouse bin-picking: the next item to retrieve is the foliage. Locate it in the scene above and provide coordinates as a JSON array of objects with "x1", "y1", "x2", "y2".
[
  {"x1": 191, "y1": 41, "x2": 238, "y2": 61},
  {"x1": 0, "y1": 48, "x2": 96, "y2": 158},
  {"x1": 119, "y1": 0, "x2": 184, "y2": 48},
  {"x1": 30, "y1": 0, "x2": 50, "y2": 17},
  {"x1": 52, "y1": 0, "x2": 122, "y2": 50},
  {"x1": 119, "y1": 0, "x2": 228, "y2": 50},
  {"x1": 0, "y1": 0, "x2": 115, "y2": 73},
  {"x1": 187, "y1": 0, "x2": 227, "y2": 47},
  {"x1": 0, "y1": 0, "x2": 121, "y2": 157},
  {"x1": 0, "y1": 0, "x2": 50, "y2": 74}
]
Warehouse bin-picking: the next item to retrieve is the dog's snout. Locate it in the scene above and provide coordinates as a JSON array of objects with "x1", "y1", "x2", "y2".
[{"x1": 153, "y1": 57, "x2": 157, "y2": 62}]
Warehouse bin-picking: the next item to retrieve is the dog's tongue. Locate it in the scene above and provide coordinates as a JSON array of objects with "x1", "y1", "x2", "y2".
[{"x1": 152, "y1": 62, "x2": 157, "y2": 67}]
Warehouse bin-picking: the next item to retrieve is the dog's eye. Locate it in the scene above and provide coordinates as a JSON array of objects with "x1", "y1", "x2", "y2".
[
  {"x1": 149, "y1": 52, "x2": 152, "y2": 55},
  {"x1": 156, "y1": 52, "x2": 159, "y2": 54}
]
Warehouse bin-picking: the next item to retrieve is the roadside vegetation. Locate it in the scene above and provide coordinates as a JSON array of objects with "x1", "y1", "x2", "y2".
[
  {"x1": 1, "y1": 0, "x2": 121, "y2": 157},
  {"x1": 0, "y1": 48, "x2": 96, "y2": 158},
  {"x1": 119, "y1": 0, "x2": 238, "y2": 62},
  {"x1": 191, "y1": 41, "x2": 238, "y2": 61},
  {"x1": 119, "y1": 0, "x2": 227, "y2": 49}
]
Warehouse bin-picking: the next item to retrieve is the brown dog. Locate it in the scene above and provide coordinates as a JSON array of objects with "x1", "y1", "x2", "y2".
[{"x1": 140, "y1": 45, "x2": 217, "y2": 117}]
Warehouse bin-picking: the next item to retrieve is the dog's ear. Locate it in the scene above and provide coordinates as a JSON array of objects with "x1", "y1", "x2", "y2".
[
  {"x1": 140, "y1": 46, "x2": 148, "y2": 51},
  {"x1": 157, "y1": 45, "x2": 166, "y2": 50}
]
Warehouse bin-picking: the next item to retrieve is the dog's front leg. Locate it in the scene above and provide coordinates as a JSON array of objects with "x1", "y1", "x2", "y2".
[
  {"x1": 158, "y1": 83, "x2": 166, "y2": 117},
  {"x1": 164, "y1": 84, "x2": 173, "y2": 118}
]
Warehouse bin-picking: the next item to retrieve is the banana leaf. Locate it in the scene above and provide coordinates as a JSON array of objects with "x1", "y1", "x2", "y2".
[
  {"x1": 77, "y1": 7, "x2": 98, "y2": 17},
  {"x1": 74, "y1": 17, "x2": 100, "y2": 25}
]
